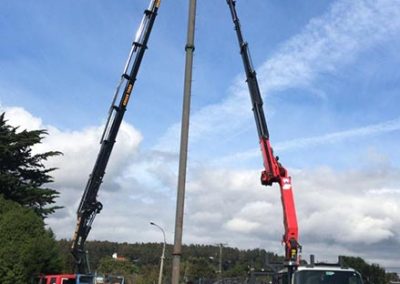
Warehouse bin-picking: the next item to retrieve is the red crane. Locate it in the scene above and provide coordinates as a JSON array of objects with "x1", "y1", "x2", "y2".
[{"x1": 226, "y1": 0, "x2": 301, "y2": 271}]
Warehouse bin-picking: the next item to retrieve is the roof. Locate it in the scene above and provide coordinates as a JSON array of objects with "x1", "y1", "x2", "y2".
[{"x1": 297, "y1": 266, "x2": 357, "y2": 272}]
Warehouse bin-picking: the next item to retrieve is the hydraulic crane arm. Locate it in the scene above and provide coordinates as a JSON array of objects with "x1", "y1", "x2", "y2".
[
  {"x1": 226, "y1": 0, "x2": 300, "y2": 267},
  {"x1": 70, "y1": 0, "x2": 161, "y2": 274}
]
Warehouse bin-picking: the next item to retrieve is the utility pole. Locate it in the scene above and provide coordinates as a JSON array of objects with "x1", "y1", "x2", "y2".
[{"x1": 171, "y1": 0, "x2": 197, "y2": 283}]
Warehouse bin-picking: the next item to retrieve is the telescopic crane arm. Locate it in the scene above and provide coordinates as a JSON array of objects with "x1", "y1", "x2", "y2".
[
  {"x1": 70, "y1": 0, "x2": 161, "y2": 274},
  {"x1": 226, "y1": 0, "x2": 300, "y2": 267}
]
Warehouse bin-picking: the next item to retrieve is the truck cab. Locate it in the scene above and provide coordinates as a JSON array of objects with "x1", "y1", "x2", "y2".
[
  {"x1": 34, "y1": 274, "x2": 95, "y2": 284},
  {"x1": 34, "y1": 274, "x2": 125, "y2": 284},
  {"x1": 95, "y1": 275, "x2": 125, "y2": 284},
  {"x1": 273, "y1": 266, "x2": 364, "y2": 284}
]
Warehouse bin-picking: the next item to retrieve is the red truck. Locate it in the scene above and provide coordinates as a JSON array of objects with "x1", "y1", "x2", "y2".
[
  {"x1": 34, "y1": 274, "x2": 124, "y2": 284},
  {"x1": 34, "y1": 274, "x2": 94, "y2": 284}
]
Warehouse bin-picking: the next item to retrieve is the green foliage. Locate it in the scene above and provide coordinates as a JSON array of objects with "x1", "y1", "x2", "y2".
[
  {"x1": 57, "y1": 240, "x2": 396, "y2": 283},
  {"x1": 97, "y1": 256, "x2": 138, "y2": 275},
  {"x1": 97, "y1": 256, "x2": 138, "y2": 284},
  {"x1": 0, "y1": 112, "x2": 62, "y2": 218},
  {"x1": 85, "y1": 241, "x2": 164, "y2": 272},
  {"x1": 386, "y1": 272, "x2": 400, "y2": 283},
  {"x1": 0, "y1": 195, "x2": 63, "y2": 283},
  {"x1": 134, "y1": 266, "x2": 159, "y2": 284},
  {"x1": 342, "y1": 256, "x2": 387, "y2": 284},
  {"x1": 185, "y1": 257, "x2": 216, "y2": 281},
  {"x1": 57, "y1": 240, "x2": 280, "y2": 282}
]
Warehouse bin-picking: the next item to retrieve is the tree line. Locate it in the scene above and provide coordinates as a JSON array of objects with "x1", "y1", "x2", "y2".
[{"x1": 56, "y1": 240, "x2": 399, "y2": 284}]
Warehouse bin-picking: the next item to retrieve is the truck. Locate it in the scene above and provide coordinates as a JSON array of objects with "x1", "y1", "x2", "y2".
[
  {"x1": 34, "y1": 274, "x2": 95, "y2": 284},
  {"x1": 274, "y1": 256, "x2": 363, "y2": 284},
  {"x1": 34, "y1": 274, "x2": 124, "y2": 284}
]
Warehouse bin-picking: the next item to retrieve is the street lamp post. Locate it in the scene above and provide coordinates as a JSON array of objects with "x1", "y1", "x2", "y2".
[
  {"x1": 150, "y1": 222, "x2": 166, "y2": 284},
  {"x1": 215, "y1": 243, "x2": 227, "y2": 281}
]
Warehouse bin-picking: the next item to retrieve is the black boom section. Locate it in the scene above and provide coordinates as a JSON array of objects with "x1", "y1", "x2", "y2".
[
  {"x1": 226, "y1": 0, "x2": 270, "y2": 140},
  {"x1": 70, "y1": 0, "x2": 161, "y2": 274}
]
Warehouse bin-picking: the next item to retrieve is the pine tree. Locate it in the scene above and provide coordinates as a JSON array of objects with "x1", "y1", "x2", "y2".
[{"x1": 0, "y1": 112, "x2": 62, "y2": 218}]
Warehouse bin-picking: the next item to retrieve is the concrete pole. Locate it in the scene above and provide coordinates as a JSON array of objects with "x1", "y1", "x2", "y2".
[{"x1": 171, "y1": 0, "x2": 197, "y2": 284}]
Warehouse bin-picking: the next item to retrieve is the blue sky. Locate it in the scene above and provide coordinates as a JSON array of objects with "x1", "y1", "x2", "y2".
[{"x1": 1, "y1": 0, "x2": 400, "y2": 272}]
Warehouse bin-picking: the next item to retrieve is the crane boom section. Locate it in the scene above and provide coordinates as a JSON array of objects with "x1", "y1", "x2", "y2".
[
  {"x1": 226, "y1": 0, "x2": 300, "y2": 266},
  {"x1": 71, "y1": 0, "x2": 161, "y2": 274}
]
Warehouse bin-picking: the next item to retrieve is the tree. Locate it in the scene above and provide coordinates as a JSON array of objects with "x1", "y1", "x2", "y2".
[
  {"x1": 342, "y1": 256, "x2": 386, "y2": 284},
  {"x1": 386, "y1": 272, "x2": 400, "y2": 283},
  {"x1": 0, "y1": 195, "x2": 63, "y2": 283},
  {"x1": 0, "y1": 113, "x2": 62, "y2": 218},
  {"x1": 97, "y1": 256, "x2": 138, "y2": 284},
  {"x1": 134, "y1": 266, "x2": 158, "y2": 284},
  {"x1": 185, "y1": 257, "x2": 216, "y2": 282}
]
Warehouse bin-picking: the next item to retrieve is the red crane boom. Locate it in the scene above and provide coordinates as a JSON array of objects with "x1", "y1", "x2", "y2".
[{"x1": 226, "y1": 0, "x2": 301, "y2": 269}]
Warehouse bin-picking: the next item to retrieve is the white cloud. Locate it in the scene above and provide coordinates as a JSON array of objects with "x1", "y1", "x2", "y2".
[
  {"x1": 179, "y1": 164, "x2": 400, "y2": 266},
  {"x1": 276, "y1": 117, "x2": 400, "y2": 152},
  {"x1": 210, "y1": 117, "x2": 400, "y2": 169},
  {"x1": 191, "y1": 211, "x2": 223, "y2": 224},
  {"x1": 225, "y1": 218, "x2": 260, "y2": 233},
  {"x1": 155, "y1": 88, "x2": 251, "y2": 152},
  {"x1": 2, "y1": 106, "x2": 43, "y2": 130},
  {"x1": 1, "y1": 106, "x2": 147, "y2": 237},
  {"x1": 2, "y1": 106, "x2": 143, "y2": 191},
  {"x1": 368, "y1": 188, "x2": 400, "y2": 196},
  {"x1": 2, "y1": 106, "x2": 400, "y2": 267},
  {"x1": 259, "y1": 0, "x2": 400, "y2": 94}
]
